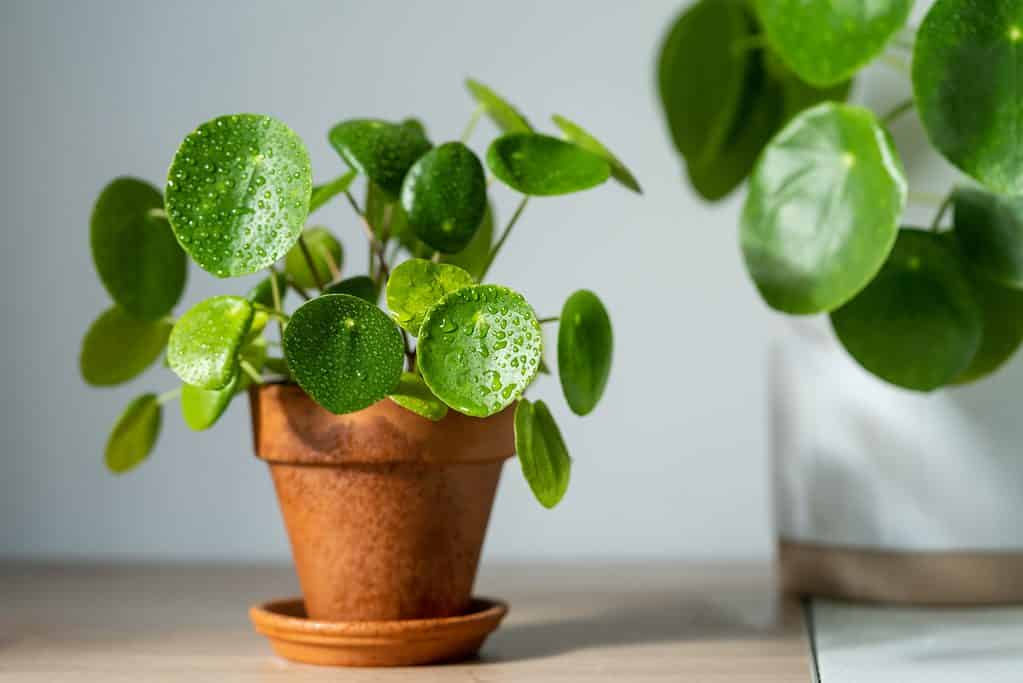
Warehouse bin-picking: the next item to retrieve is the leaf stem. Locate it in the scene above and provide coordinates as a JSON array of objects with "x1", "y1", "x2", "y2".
[
  {"x1": 156, "y1": 388, "x2": 181, "y2": 405},
  {"x1": 537, "y1": 316, "x2": 559, "y2": 324},
  {"x1": 239, "y1": 360, "x2": 263, "y2": 385},
  {"x1": 908, "y1": 190, "x2": 946, "y2": 207},
  {"x1": 881, "y1": 98, "x2": 915, "y2": 126},
  {"x1": 461, "y1": 104, "x2": 484, "y2": 144},
  {"x1": 254, "y1": 303, "x2": 291, "y2": 322},
  {"x1": 297, "y1": 235, "x2": 327, "y2": 292},
  {"x1": 480, "y1": 195, "x2": 529, "y2": 281},
  {"x1": 268, "y1": 265, "x2": 286, "y2": 338},
  {"x1": 287, "y1": 277, "x2": 312, "y2": 301},
  {"x1": 930, "y1": 193, "x2": 954, "y2": 233}
]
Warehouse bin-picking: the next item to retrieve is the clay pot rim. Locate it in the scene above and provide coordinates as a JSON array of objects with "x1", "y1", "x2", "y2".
[{"x1": 250, "y1": 596, "x2": 508, "y2": 637}]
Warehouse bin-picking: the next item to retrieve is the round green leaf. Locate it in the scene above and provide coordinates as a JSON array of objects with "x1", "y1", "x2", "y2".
[
  {"x1": 285, "y1": 227, "x2": 343, "y2": 290},
  {"x1": 386, "y1": 258, "x2": 476, "y2": 335},
  {"x1": 309, "y1": 170, "x2": 356, "y2": 213},
  {"x1": 165, "y1": 114, "x2": 312, "y2": 277},
  {"x1": 418, "y1": 285, "x2": 542, "y2": 417},
  {"x1": 954, "y1": 272, "x2": 1023, "y2": 384},
  {"x1": 914, "y1": 0, "x2": 1023, "y2": 194},
  {"x1": 487, "y1": 134, "x2": 610, "y2": 196},
  {"x1": 246, "y1": 272, "x2": 288, "y2": 308},
  {"x1": 758, "y1": 0, "x2": 912, "y2": 86},
  {"x1": 465, "y1": 78, "x2": 532, "y2": 133},
  {"x1": 952, "y1": 187, "x2": 1023, "y2": 288},
  {"x1": 80, "y1": 306, "x2": 172, "y2": 386},
  {"x1": 514, "y1": 399, "x2": 571, "y2": 509},
  {"x1": 325, "y1": 275, "x2": 378, "y2": 303},
  {"x1": 401, "y1": 142, "x2": 487, "y2": 254},
  {"x1": 181, "y1": 373, "x2": 238, "y2": 431},
  {"x1": 557, "y1": 290, "x2": 613, "y2": 416},
  {"x1": 442, "y1": 202, "x2": 494, "y2": 279},
  {"x1": 741, "y1": 103, "x2": 907, "y2": 314},
  {"x1": 90, "y1": 177, "x2": 186, "y2": 320},
  {"x1": 831, "y1": 229, "x2": 983, "y2": 392},
  {"x1": 283, "y1": 294, "x2": 404, "y2": 414},
  {"x1": 552, "y1": 115, "x2": 642, "y2": 194},
  {"x1": 168, "y1": 295, "x2": 254, "y2": 390},
  {"x1": 388, "y1": 372, "x2": 448, "y2": 421},
  {"x1": 328, "y1": 119, "x2": 432, "y2": 197},
  {"x1": 105, "y1": 394, "x2": 161, "y2": 474},
  {"x1": 657, "y1": 0, "x2": 754, "y2": 168}
]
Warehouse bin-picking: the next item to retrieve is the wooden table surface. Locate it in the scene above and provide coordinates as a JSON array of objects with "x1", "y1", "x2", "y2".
[{"x1": 0, "y1": 562, "x2": 813, "y2": 682}]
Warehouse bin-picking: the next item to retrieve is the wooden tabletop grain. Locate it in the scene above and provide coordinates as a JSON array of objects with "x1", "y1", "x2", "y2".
[{"x1": 0, "y1": 562, "x2": 813, "y2": 682}]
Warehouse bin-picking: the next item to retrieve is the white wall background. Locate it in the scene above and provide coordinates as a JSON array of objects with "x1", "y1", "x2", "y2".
[{"x1": 0, "y1": 0, "x2": 947, "y2": 562}]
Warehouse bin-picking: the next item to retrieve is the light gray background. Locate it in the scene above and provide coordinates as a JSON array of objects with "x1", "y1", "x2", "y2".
[{"x1": 0, "y1": 0, "x2": 944, "y2": 562}]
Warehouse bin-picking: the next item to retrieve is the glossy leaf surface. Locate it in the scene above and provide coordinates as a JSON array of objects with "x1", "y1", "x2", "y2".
[
  {"x1": 91, "y1": 177, "x2": 186, "y2": 319},
  {"x1": 741, "y1": 103, "x2": 907, "y2": 314},
  {"x1": 181, "y1": 373, "x2": 238, "y2": 431},
  {"x1": 418, "y1": 285, "x2": 542, "y2": 417},
  {"x1": 80, "y1": 307, "x2": 172, "y2": 386},
  {"x1": 328, "y1": 119, "x2": 431, "y2": 197},
  {"x1": 168, "y1": 295, "x2": 254, "y2": 390},
  {"x1": 831, "y1": 229, "x2": 982, "y2": 391},
  {"x1": 285, "y1": 226, "x2": 343, "y2": 289},
  {"x1": 515, "y1": 399, "x2": 571, "y2": 509},
  {"x1": 386, "y1": 258, "x2": 475, "y2": 335},
  {"x1": 552, "y1": 115, "x2": 642, "y2": 193},
  {"x1": 558, "y1": 290, "x2": 613, "y2": 416},
  {"x1": 952, "y1": 187, "x2": 1023, "y2": 288},
  {"x1": 487, "y1": 134, "x2": 610, "y2": 196},
  {"x1": 401, "y1": 142, "x2": 487, "y2": 254},
  {"x1": 388, "y1": 372, "x2": 448, "y2": 421},
  {"x1": 166, "y1": 114, "x2": 312, "y2": 277},
  {"x1": 465, "y1": 78, "x2": 532, "y2": 133},
  {"x1": 105, "y1": 394, "x2": 161, "y2": 474},
  {"x1": 283, "y1": 294, "x2": 404, "y2": 414}
]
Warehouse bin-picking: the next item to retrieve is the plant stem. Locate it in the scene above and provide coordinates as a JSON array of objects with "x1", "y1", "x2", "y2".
[
  {"x1": 461, "y1": 104, "x2": 484, "y2": 143},
  {"x1": 881, "y1": 98, "x2": 915, "y2": 126},
  {"x1": 537, "y1": 316, "x2": 559, "y2": 324},
  {"x1": 908, "y1": 190, "x2": 946, "y2": 207},
  {"x1": 240, "y1": 360, "x2": 263, "y2": 385},
  {"x1": 156, "y1": 388, "x2": 181, "y2": 405},
  {"x1": 480, "y1": 195, "x2": 529, "y2": 281},
  {"x1": 930, "y1": 193, "x2": 954, "y2": 232},
  {"x1": 253, "y1": 303, "x2": 291, "y2": 322},
  {"x1": 268, "y1": 264, "x2": 286, "y2": 335},
  {"x1": 297, "y1": 235, "x2": 327, "y2": 292},
  {"x1": 287, "y1": 277, "x2": 312, "y2": 301}
]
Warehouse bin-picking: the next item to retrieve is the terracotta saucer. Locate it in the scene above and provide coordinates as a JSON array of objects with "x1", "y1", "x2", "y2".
[{"x1": 249, "y1": 597, "x2": 508, "y2": 667}]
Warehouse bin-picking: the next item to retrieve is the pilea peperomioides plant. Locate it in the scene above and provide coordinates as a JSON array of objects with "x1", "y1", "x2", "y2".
[
  {"x1": 659, "y1": 0, "x2": 1023, "y2": 392},
  {"x1": 82, "y1": 80, "x2": 637, "y2": 508}
]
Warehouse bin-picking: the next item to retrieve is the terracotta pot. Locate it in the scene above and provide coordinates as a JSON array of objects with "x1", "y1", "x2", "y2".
[{"x1": 249, "y1": 383, "x2": 515, "y2": 622}]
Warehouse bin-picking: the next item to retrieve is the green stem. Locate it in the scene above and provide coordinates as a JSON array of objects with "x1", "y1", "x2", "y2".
[
  {"x1": 297, "y1": 235, "x2": 327, "y2": 292},
  {"x1": 287, "y1": 277, "x2": 312, "y2": 301},
  {"x1": 930, "y1": 193, "x2": 954, "y2": 233},
  {"x1": 881, "y1": 98, "x2": 915, "y2": 126},
  {"x1": 480, "y1": 196, "x2": 529, "y2": 281},
  {"x1": 268, "y1": 265, "x2": 286, "y2": 337},
  {"x1": 239, "y1": 360, "x2": 263, "y2": 385},
  {"x1": 156, "y1": 388, "x2": 181, "y2": 405},
  {"x1": 254, "y1": 303, "x2": 291, "y2": 322},
  {"x1": 537, "y1": 316, "x2": 559, "y2": 325},
  {"x1": 461, "y1": 104, "x2": 484, "y2": 143}
]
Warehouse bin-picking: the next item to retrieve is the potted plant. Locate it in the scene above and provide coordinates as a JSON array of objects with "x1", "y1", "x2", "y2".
[
  {"x1": 659, "y1": 0, "x2": 1023, "y2": 604},
  {"x1": 81, "y1": 79, "x2": 636, "y2": 665}
]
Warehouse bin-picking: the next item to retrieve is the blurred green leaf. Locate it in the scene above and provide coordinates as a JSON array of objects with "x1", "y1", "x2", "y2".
[
  {"x1": 558, "y1": 290, "x2": 613, "y2": 416},
  {"x1": 285, "y1": 226, "x2": 343, "y2": 289},
  {"x1": 465, "y1": 78, "x2": 532, "y2": 133},
  {"x1": 106, "y1": 394, "x2": 161, "y2": 474},
  {"x1": 80, "y1": 307, "x2": 172, "y2": 386},
  {"x1": 487, "y1": 134, "x2": 610, "y2": 196},
  {"x1": 514, "y1": 399, "x2": 571, "y2": 509},
  {"x1": 328, "y1": 119, "x2": 431, "y2": 197},
  {"x1": 388, "y1": 371, "x2": 448, "y2": 421},
  {"x1": 552, "y1": 115, "x2": 642, "y2": 194}
]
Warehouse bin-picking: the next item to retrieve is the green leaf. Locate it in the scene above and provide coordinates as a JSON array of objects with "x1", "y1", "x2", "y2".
[
  {"x1": 165, "y1": 114, "x2": 312, "y2": 277},
  {"x1": 465, "y1": 78, "x2": 533, "y2": 133},
  {"x1": 168, "y1": 295, "x2": 254, "y2": 390},
  {"x1": 558, "y1": 290, "x2": 613, "y2": 416},
  {"x1": 90, "y1": 177, "x2": 186, "y2": 320},
  {"x1": 952, "y1": 187, "x2": 1023, "y2": 288},
  {"x1": 328, "y1": 119, "x2": 432, "y2": 197},
  {"x1": 418, "y1": 285, "x2": 542, "y2": 417},
  {"x1": 442, "y1": 202, "x2": 494, "y2": 279},
  {"x1": 80, "y1": 306, "x2": 172, "y2": 386},
  {"x1": 913, "y1": 0, "x2": 1023, "y2": 194},
  {"x1": 487, "y1": 134, "x2": 610, "y2": 196},
  {"x1": 105, "y1": 394, "x2": 161, "y2": 474},
  {"x1": 757, "y1": 0, "x2": 912, "y2": 86},
  {"x1": 246, "y1": 272, "x2": 288, "y2": 308},
  {"x1": 388, "y1": 372, "x2": 449, "y2": 421},
  {"x1": 283, "y1": 294, "x2": 404, "y2": 414},
  {"x1": 309, "y1": 170, "x2": 356, "y2": 213},
  {"x1": 386, "y1": 258, "x2": 476, "y2": 335},
  {"x1": 401, "y1": 142, "x2": 487, "y2": 254},
  {"x1": 325, "y1": 275, "x2": 378, "y2": 303},
  {"x1": 181, "y1": 373, "x2": 238, "y2": 431},
  {"x1": 954, "y1": 271, "x2": 1023, "y2": 384},
  {"x1": 741, "y1": 103, "x2": 907, "y2": 314},
  {"x1": 657, "y1": 0, "x2": 754, "y2": 168},
  {"x1": 831, "y1": 229, "x2": 982, "y2": 392},
  {"x1": 284, "y1": 226, "x2": 343, "y2": 290},
  {"x1": 551, "y1": 115, "x2": 642, "y2": 194},
  {"x1": 514, "y1": 399, "x2": 571, "y2": 509},
  {"x1": 771, "y1": 52, "x2": 853, "y2": 122}
]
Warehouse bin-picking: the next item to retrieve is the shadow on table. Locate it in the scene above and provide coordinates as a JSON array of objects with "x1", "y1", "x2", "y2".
[{"x1": 480, "y1": 591, "x2": 799, "y2": 662}]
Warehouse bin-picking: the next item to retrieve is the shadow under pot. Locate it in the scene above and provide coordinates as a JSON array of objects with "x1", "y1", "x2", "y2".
[{"x1": 249, "y1": 383, "x2": 515, "y2": 622}]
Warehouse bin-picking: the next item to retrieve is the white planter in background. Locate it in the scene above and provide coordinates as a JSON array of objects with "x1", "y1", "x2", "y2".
[{"x1": 771, "y1": 319, "x2": 1023, "y2": 604}]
